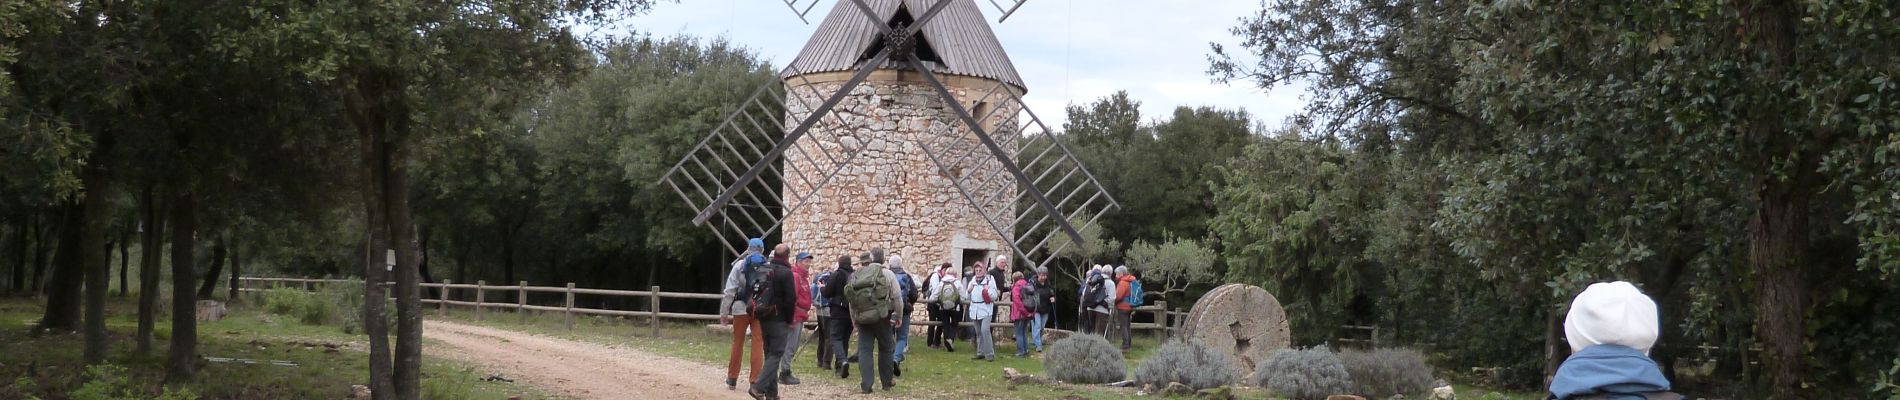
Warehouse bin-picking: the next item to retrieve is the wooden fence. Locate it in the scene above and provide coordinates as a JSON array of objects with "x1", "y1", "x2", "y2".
[{"x1": 238, "y1": 276, "x2": 1183, "y2": 338}]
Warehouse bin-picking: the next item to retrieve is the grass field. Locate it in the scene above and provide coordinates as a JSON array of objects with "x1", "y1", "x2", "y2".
[
  {"x1": 429, "y1": 306, "x2": 1547, "y2": 400},
  {"x1": 0, "y1": 295, "x2": 546, "y2": 400}
]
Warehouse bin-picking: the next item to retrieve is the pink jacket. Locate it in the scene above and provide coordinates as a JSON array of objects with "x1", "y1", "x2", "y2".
[
  {"x1": 791, "y1": 263, "x2": 813, "y2": 324},
  {"x1": 1010, "y1": 278, "x2": 1033, "y2": 321}
]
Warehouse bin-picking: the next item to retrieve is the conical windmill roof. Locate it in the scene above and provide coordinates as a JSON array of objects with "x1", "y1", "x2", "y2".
[{"x1": 783, "y1": 0, "x2": 1026, "y2": 92}]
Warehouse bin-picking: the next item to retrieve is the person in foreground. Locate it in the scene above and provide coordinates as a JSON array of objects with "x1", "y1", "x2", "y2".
[
  {"x1": 720, "y1": 238, "x2": 767, "y2": 390},
  {"x1": 821, "y1": 255, "x2": 856, "y2": 378},
  {"x1": 844, "y1": 249, "x2": 901, "y2": 393},
  {"x1": 779, "y1": 252, "x2": 815, "y2": 385},
  {"x1": 1548, "y1": 281, "x2": 1680, "y2": 400},
  {"x1": 747, "y1": 244, "x2": 799, "y2": 400}
]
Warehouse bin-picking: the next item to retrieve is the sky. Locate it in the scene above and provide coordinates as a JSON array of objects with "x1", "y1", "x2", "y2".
[{"x1": 596, "y1": 0, "x2": 1307, "y2": 129}]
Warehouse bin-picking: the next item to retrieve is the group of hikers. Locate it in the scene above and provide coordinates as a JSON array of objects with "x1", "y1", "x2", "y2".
[
  {"x1": 713, "y1": 237, "x2": 1683, "y2": 399},
  {"x1": 715, "y1": 237, "x2": 1149, "y2": 399}
]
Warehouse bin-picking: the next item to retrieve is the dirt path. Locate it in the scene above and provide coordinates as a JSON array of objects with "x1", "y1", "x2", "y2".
[{"x1": 423, "y1": 320, "x2": 873, "y2": 400}]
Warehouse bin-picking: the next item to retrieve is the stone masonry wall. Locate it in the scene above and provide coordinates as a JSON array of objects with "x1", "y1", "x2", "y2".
[{"x1": 780, "y1": 73, "x2": 1022, "y2": 280}]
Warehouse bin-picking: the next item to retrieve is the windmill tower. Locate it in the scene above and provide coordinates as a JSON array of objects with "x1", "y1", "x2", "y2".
[{"x1": 661, "y1": 0, "x2": 1114, "y2": 275}]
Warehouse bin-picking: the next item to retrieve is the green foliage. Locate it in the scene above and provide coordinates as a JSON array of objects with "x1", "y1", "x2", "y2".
[
  {"x1": 1253, "y1": 345, "x2": 1353, "y2": 400},
  {"x1": 69, "y1": 365, "x2": 198, "y2": 400},
  {"x1": 1124, "y1": 235, "x2": 1217, "y2": 298},
  {"x1": 260, "y1": 287, "x2": 332, "y2": 325},
  {"x1": 1043, "y1": 334, "x2": 1126, "y2": 384},
  {"x1": 1337, "y1": 348, "x2": 1435, "y2": 398},
  {"x1": 1210, "y1": 134, "x2": 1381, "y2": 344},
  {"x1": 1210, "y1": 0, "x2": 1900, "y2": 392},
  {"x1": 1133, "y1": 339, "x2": 1235, "y2": 390},
  {"x1": 1875, "y1": 356, "x2": 1900, "y2": 400}
]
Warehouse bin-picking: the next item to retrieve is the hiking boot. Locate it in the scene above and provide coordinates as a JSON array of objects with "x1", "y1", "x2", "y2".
[
  {"x1": 747, "y1": 387, "x2": 767, "y2": 400},
  {"x1": 882, "y1": 383, "x2": 895, "y2": 391},
  {"x1": 892, "y1": 362, "x2": 902, "y2": 377},
  {"x1": 726, "y1": 378, "x2": 737, "y2": 390},
  {"x1": 860, "y1": 387, "x2": 873, "y2": 394},
  {"x1": 972, "y1": 354, "x2": 985, "y2": 360},
  {"x1": 836, "y1": 363, "x2": 849, "y2": 379},
  {"x1": 781, "y1": 371, "x2": 800, "y2": 385}
]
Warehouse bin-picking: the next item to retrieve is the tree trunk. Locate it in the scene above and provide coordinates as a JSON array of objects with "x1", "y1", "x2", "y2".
[
  {"x1": 9, "y1": 217, "x2": 25, "y2": 294},
  {"x1": 1737, "y1": 0, "x2": 1806, "y2": 397},
  {"x1": 1542, "y1": 304, "x2": 1566, "y2": 388},
  {"x1": 196, "y1": 236, "x2": 227, "y2": 299},
  {"x1": 345, "y1": 68, "x2": 399, "y2": 400},
  {"x1": 137, "y1": 186, "x2": 166, "y2": 354},
  {"x1": 165, "y1": 194, "x2": 198, "y2": 382},
  {"x1": 31, "y1": 212, "x2": 56, "y2": 294},
  {"x1": 118, "y1": 228, "x2": 130, "y2": 297},
  {"x1": 41, "y1": 204, "x2": 84, "y2": 331},
  {"x1": 389, "y1": 139, "x2": 424, "y2": 400},
  {"x1": 80, "y1": 152, "x2": 116, "y2": 364},
  {"x1": 418, "y1": 226, "x2": 435, "y2": 299},
  {"x1": 228, "y1": 237, "x2": 241, "y2": 304},
  {"x1": 1752, "y1": 186, "x2": 1808, "y2": 398}
]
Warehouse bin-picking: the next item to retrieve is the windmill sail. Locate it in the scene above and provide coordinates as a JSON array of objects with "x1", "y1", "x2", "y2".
[{"x1": 661, "y1": 0, "x2": 1116, "y2": 266}]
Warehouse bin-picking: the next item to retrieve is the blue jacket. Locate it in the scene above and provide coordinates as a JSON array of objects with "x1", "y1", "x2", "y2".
[
  {"x1": 1548, "y1": 345, "x2": 1675, "y2": 400},
  {"x1": 812, "y1": 271, "x2": 832, "y2": 308}
]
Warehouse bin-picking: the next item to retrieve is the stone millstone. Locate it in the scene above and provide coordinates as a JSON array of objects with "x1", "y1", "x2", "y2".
[{"x1": 1180, "y1": 284, "x2": 1290, "y2": 380}]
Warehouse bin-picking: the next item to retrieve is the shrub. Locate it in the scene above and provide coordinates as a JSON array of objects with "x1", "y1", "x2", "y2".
[
  {"x1": 1043, "y1": 334, "x2": 1126, "y2": 384},
  {"x1": 1338, "y1": 347, "x2": 1435, "y2": 397},
  {"x1": 1134, "y1": 339, "x2": 1236, "y2": 391},
  {"x1": 1253, "y1": 345, "x2": 1353, "y2": 400},
  {"x1": 69, "y1": 365, "x2": 198, "y2": 400},
  {"x1": 260, "y1": 287, "x2": 332, "y2": 325}
]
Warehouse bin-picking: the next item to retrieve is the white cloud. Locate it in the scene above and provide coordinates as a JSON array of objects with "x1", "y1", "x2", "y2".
[{"x1": 611, "y1": 0, "x2": 1305, "y2": 129}]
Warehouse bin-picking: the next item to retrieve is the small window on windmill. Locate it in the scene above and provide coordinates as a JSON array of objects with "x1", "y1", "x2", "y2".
[
  {"x1": 972, "y1": 101, "x2": 992, "y2": 129},
  {"x1": 858, "y1": 5, "x2": 944, "y2": 65}
]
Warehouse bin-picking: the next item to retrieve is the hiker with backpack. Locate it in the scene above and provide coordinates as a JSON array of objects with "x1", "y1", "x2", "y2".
[
  {"x1": 719, "y1": 238, "x2": 768, "y2": 390},
  {"x1": 886, "y1": 254, "x2": 917, "y2": 376},
  {"x1": 961, "y1": 262, "x2": 983, "y2": 344},
  {"x1": 921, "y1": 263, "x2": 943, "y2": 350},
  {"x1": 746, "y1": 244, "x2": 800, "y2": 400},
  {"x1": 811, "y1": 259, "x2": 833, "y2": 370},
  {"x1": 964, "y1": 262, "x2": 1000, "y2": 361},
  {"x1": 1113, "y1": 265, "x2": 1141, "y2": 350},
  {"x1": 1032, "y1": 267, "x2": 1054, "y2": 353},
  {"x1": 778, "y1": 252, "x2": 816, "y2": 385},
  {"x1": 928, "y1": 262, "x2": 962, "y2": 352},
  {"x1": 820, "y1": 255, "x2": 856, "y2": 377},
  {"x1": 1083, "y1": 265, "x2": 1113, "y2": 336},
  {"x1": 1009, "y1": 271, "x2": 1035, "y2": 358},
  {"x1": 844, "y1": 250, "x2": 902, "y2": 393}
]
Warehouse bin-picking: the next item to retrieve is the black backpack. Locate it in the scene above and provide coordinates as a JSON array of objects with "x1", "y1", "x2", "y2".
[
  {"x1": 1020, "y1": 284, "x2": 1040, "y2": 313},
  {"x1": 747, "y1": 262, "x2": 782, "y2": 319},
  {"x1": 1084, "y1": 277, "x2": 1109, "y2": 308}
]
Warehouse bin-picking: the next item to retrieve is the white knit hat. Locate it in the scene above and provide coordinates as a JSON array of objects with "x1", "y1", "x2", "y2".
[{"x1": 1563, "y1": 281, "x2": 1660, "y2": 355}]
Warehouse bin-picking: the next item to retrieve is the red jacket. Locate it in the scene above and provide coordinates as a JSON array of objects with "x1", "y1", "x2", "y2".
[
  {"x1": 1009, "y1": 278, "x2": 1034, "y2": 321},
  {"x1": 791, "y1": 263, "x2": 813, "y2": 324},
  {"x1": 1115, "y1": 274, "x2": 1136, "y2": 311}
]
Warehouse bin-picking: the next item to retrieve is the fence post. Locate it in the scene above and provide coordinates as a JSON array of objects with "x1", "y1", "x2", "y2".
[
  {"x1": 518, "y1": 281, "x2": 528, "y2": 324},
  {"x1": 439, "y1": 279, "x2": 451, "y2": 317},
  {"x1": 564, "y1": 283, "x2": 575, "y2": 330},
  {"x1": 649, "y1": 285, "x2": 661, "y2": 338},
  {"x1": 1156, "y1": 300, "x2": 1168, "y2": 340},
  {"x1": 476, "y1": 280, "x2": 486, "y2": 321}
]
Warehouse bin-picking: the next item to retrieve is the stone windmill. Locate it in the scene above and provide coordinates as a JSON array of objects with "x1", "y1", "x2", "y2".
[{"x1": 660, "y1": 0, "x2": 1116, "y2": 274}]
